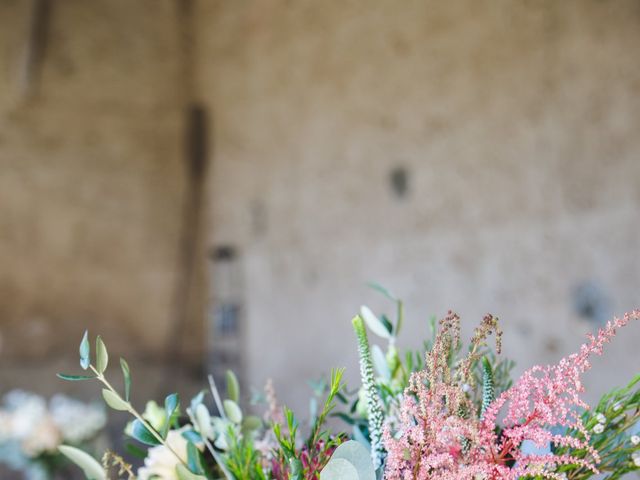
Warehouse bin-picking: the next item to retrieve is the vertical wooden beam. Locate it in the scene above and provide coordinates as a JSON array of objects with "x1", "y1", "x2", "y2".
[
  {"x1": 18, "y1": 0, "x2": 51, "y2": 100},
  {"x1": 166, "y1": 0, "x2": 210, "y2": 373}
]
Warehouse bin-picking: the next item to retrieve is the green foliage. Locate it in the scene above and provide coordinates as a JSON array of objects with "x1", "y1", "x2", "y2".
[
  {"x1": 58, "y1": 445, "x2": 106, "y2": 480},
  {"x1": 480, "y1": 356, "x2": 494, "y2": 419},
  {"x1": 352, "y1": 315, "x2": 386, "y2": 471},
  {"x1": 226, "y1": 370, "x2": 240, "y2": 403},
  {"x1": 320, "y1": 441, "x2": 376, "y2": 480},
  {"x1": 176, "y1": 463, "x2": 208, "y2": 480},
  {"x1": 102, "y1": 389, "x2": 129, "y2": 411},
  {"x1": 553, "y1": 373, "x2": 640, "y2": 479},
  {"x1": 95, "y1": 336, "x2": 108, "y2": 374},
  {"x1": 272, "y1": 369, "x2": 347, "y2": 480},
  {"x1": 57, "y1": 293, "x2": 637, "y2": 480},
  {"x1": 120, "y1": 358, "x2": 131, "y2": 401},
  {"x1": 56, "y1": 373, "x2": 95, "y2": 381},
  {"x1": 130, "y1": 419, "x2": 161, "y2": 446},
  {"x1": 79, "y1": 330, "x2": 90, "y2": 370}
]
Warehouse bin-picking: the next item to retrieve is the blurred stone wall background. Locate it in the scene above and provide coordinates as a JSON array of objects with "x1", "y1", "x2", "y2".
[{"x1": 1, "y1": 0, "x2": 639, "y2": 416}]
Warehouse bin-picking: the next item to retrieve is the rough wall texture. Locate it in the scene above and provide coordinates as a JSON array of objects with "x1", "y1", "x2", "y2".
[
  {"x1": 0, "y1": 0, "x2": 205, "y2": 398},
  {"x1": 200, "y1": 0, "x2": 640, "y2": 410},
  {"x1": 0, "y1": 0, "x2": 638, "y2": 416}
]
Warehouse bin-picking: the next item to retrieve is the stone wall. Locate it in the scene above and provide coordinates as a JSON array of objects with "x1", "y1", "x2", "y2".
[
  {"x1": 0, "y1": 0, "x2": 638, "y2": 415},
  {"x1": 0, "y1": 0, "x2": 205, "y2": 399},
  {"x1": 200, "y1": 0, "x2": 640, "y2": 409}
]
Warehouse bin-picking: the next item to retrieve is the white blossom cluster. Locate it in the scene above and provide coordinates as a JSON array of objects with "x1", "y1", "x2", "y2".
[{"x1": 0, "y1": 390, "x2": 106, "y2": 458}]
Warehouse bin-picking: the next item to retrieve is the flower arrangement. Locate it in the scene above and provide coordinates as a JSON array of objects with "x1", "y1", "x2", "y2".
[
  {"x1": 0, "y1": 390, "x2": 107, "y2": 480},
  {"x1": 55, "y1": 292, "x2": 639, "y2": 480}
]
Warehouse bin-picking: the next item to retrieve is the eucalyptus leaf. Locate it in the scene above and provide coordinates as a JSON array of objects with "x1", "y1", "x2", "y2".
[
  {"x1": 319, "y1": 458, "x2": 359, "y2": 480},
  {"x1": 57, "y1": 373, "x2": 95, "y2": 381},
  {"x1": 190, "y1": 390, "x2": 206, "y2": 412},
  {"x1": 176, "y1": 463, "x2": 207, "y2": 480},
  {"x1": 160, "y1": 393, "x2": 180, "y2": 438},
  {"x1": 241, "y1": 415, "x2": 262, "y2": 435},
  {"x1": 96, "y1": 336, "x2": 108, "y2": 374},
  {"x1": 58, "y1": 445, "x2": 106, "y2": 480},
  {"x1": 102, "y1": 389, "x2": 129, "y2": 411},
  {"x1": 329, "y1": 440, "x2": 376, "y2": 480},
  {"x1": 359, "y1": 306, "x2": 391, "y2": 339},
  {"x1": 225, "y1": 370, "x2": 240, "y2": 403},
  {"x1": 371, "y1": 344, "x2": 391, "y2": 380},
  {"x1": 131, "y1": 419, "x2": 161, "y2": 446},
  {"x1": 120, "y1": 358, "x2": 131, "y2": 401},
  {"x1": 79, "y1": 330, "x2": 90, "y2": 370},
  {"x1": 195, "y1": 403, "x2": 213, "y2": 439},
  {"x1": 181, "y1": 429, "x2": 203, "y2": 444},
  {"x1": 186, "y1": 441, "x2": 205, "y2": 475},
  {"x1": 223, "y1": 399, "x2": 242, "y2": 424}
]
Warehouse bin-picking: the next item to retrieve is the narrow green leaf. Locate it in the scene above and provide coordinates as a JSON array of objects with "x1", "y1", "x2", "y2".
[
  {"x1": 165, "y1": 392, "x2": 180, "y2": 415},
  {"x1": 161, "y1": 393, "x2": 180, "y2": 438},
  {"x1": 186, "y1": 441, "x2": 204, "y2": 475},
  {"x1": 120, "y1": 358, "x2": 131, "y2": 401},
  {"x1": 176, "y1": 464, "x2": 207, "y2": 480},
  {"x1": 57, "y1": 373, "x2": 95, "y2": 381},
  {"x1": 189, "y1": 390, "x2": 206, "y2": 412},
  {"x1": 181, "y1": 429, "x2": 203, "y2": 444},
  {"x1": 79, "y1": 330, "x2": 90, "y2": 370},
  {"x1": 124, "y1": 442, "x2": 147, "y2": 459},
  {"x1": 95, "y1": 335, "x2": 108, "y2": 374},
  {"x1": 225, "y1": 370, "x2": 240, "y2": 403},
  {"x1": 223, "y1": 399, "x2": 242, "y2": 424},
  {"x1": 58, "y1": 445, "x2": 106, "y2": 480},
  {"x1": 131, "y1": 419, "x2": 161, "y2": 446},
  {"x1": 366, "y1": 282, "x2": 397, "y2": 301},
  {"x1": 102, "y1": 389, "x2": 129, "y2": 411}
]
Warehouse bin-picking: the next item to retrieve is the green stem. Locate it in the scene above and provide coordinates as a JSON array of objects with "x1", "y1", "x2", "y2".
[
  {"x1": 186, "y1": 408, "x2": 234, "y2": 480},
  {"x1": 89, "y1": 365, "x2": 189, "y2": 469}
]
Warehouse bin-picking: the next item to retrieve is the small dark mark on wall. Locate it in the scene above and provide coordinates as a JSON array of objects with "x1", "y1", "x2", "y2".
[
  {"x1": 390, "y1": 166, "x2": 409, "y2": 199},
  {"x1": 572, "y1": 280, "x2": 611, "y2": 326}
]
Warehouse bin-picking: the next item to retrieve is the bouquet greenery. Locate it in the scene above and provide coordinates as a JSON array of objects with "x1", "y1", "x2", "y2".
[{"x1": 55, "y1": 292, "x2": 639, "y2": 480}]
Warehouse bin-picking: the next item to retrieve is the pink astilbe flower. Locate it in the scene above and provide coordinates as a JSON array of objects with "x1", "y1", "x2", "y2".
[{"x1": 384, "y1": 310, "x2": 639, "y2": 480}]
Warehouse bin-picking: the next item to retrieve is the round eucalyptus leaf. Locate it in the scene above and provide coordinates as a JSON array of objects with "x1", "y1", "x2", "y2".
[
  {"x1": 223, "y1": 399, "x2": 243, "y2": 424},
  {"x1": 96, "y1": 336, "x2": 108, "y2": 374},
  {"x1": 102, "y1": 389, "x2": 129, "y2": 411},
  {"x1": 329, "y1": 440, "x2": 376, "y2": 480},
  {"x1": 320, "y1": 458, "x2": 359, "y2": 480}
]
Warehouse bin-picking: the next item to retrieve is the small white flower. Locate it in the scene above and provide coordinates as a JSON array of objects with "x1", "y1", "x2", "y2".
[
  {"x1": 593, "y1": 423, "x2": 605, "y2": 434},
  {"x1": 631, "y1": 435, "x2": 640, "y2": 445},
  {"x1": 632, "y1": 451, "x2": 640, "y2": 467},
  {"x1": 612, "y1": 401, "x2": 623, "y2": 411},
  {"x1": 556, "y1": 473, "x2": 568, "y2": 480},
  {"x1": 595, "y1": 413, "x2": 606, "y2": 424},
  {"x1": 138, "y1": 428, "x2": 190, "y2": 480}
]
